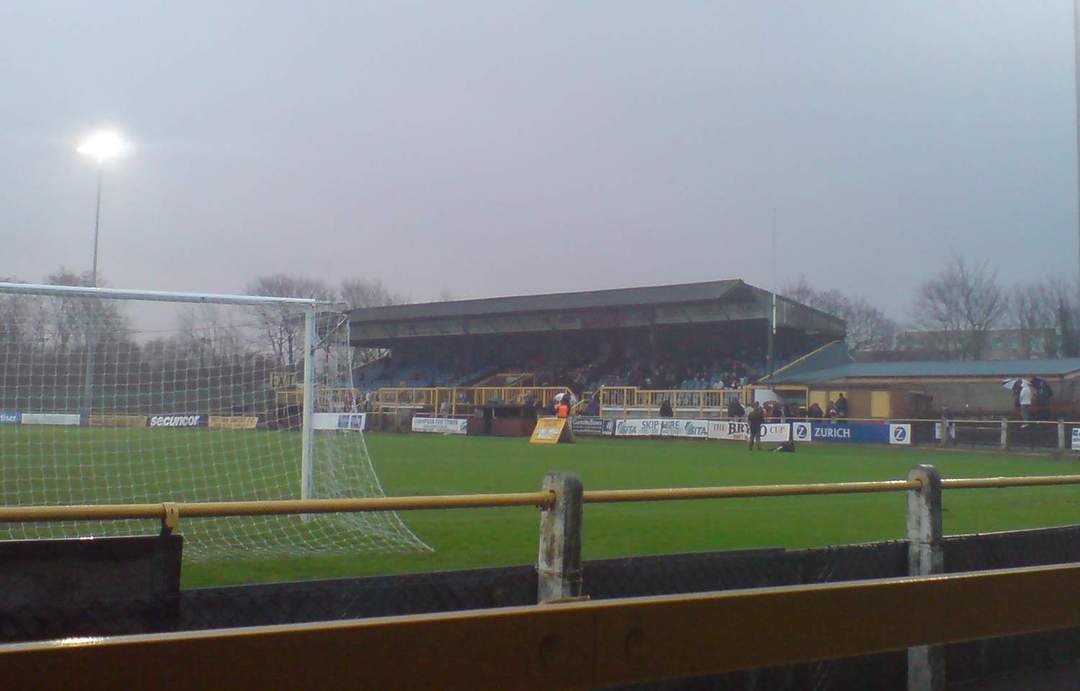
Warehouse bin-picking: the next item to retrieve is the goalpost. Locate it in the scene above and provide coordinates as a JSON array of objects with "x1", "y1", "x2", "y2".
[{"x1": 0, "y1": 282, "x2": 431, "y2": 559}]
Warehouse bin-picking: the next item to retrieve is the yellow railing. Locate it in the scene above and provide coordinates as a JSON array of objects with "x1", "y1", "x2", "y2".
[
  {"x1": 4, "y1": 473, "x2": 1080, "y2": 687},
  {"x1": 2, "y1": 474, "x2": 1079, "y2": 526},
  {"x1": 598, "y1": 385, "x2": 746, "y2": 415},
  {"x1": 375, "y1": 386, "x2": 571, "y2": 414}
]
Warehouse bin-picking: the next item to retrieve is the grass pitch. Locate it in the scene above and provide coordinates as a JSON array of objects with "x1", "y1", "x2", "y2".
[{"x1": 184, "y1": 433, "x2": 1080, "y2": 588}]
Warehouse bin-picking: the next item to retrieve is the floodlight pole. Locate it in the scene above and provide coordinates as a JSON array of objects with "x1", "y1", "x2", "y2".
[
  {"x1": 1074, "y1": 0, "x2": 1080, "y2": 314},
  {"x1": 300, "y1": 306, "x2": 317, "y2": 503},
  {"x1": 80, "y1": 167, "x2": 103, "y2": 420},
  {"x1": 767, "y1": 208, "x2": 777, "y2": 376},
  {"x1": 91, "y1": 167, "x2": 102, "y2": 284}
]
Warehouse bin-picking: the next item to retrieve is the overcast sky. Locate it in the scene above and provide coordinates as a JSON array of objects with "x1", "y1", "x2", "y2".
[{"x1": 1, "y1": 1, "x2": 1077, "y2": 322}]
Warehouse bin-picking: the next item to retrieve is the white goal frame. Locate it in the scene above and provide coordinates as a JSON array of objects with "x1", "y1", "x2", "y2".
[{"x1": 0, "y1": 282, "x2": 333, "y2": 502}]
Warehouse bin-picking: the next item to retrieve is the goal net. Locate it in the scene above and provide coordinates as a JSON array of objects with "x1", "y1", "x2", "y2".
[{"x1": 0, "y1": 283, "x2": 431, "y2": 560}]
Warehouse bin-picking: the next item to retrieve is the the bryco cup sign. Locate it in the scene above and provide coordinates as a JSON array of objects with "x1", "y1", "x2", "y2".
[{"x1": 149, "y1": 415, "x2": 202, "y2": 428}]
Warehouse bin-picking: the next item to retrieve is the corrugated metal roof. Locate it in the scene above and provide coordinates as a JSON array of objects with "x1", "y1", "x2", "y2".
[
  {"x1": 348, "y1": 279, "x2": 748, "y2": 323},
  {"x1": 768, "y1": 358, "x2": 1080, "y2": 384}
]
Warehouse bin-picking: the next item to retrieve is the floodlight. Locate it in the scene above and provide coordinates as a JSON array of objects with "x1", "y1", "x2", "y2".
[{"x1": 76, "y1": 130, "x2": 128, "y2": 162}]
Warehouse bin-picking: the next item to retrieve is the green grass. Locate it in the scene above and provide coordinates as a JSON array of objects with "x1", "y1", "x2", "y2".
[
  {"x1": 188, "y1": 434, "x2": 1080, "y2": 587},
  {"x1": 5, "y1": 427, "x2": 1080, "y2": 588}
]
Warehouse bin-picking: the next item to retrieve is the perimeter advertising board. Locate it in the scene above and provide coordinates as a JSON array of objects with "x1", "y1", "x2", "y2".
[
  {"x1": 706, "y1": 421, "x2": 791, "y2": 443},
  {"x1": 571, "y1": 416, "x2": 615, "y2": 436},
  {"x1": 411, "y1": 417, "x2": 468, "y2": 435},
  {"x1": 615, "y1": 418, "x2": 789, "y2": 442},
  {"x1": 530, "y1": 417, "x2": 572, "y2": 444},
  {"x1": 0, "y1": 412, "x2": 19, "y2": 424},
  {"x1": 209, "y1": 416, "x2": 260, "y2": 430},
  {"x1": 791, "y1": 421, "x2": 909, "y2": 445},
  {"x1": 311, "y1": 413, "x2": 368, "y2": 431},
  {"x1": 21, "y1": 413, "x2": 80, "y2": 426},
  {"x1": 148, "y1": 415, "x2": 203, "y2": 428},
  {"x1": 90, "y1": 414, "x2": 148, "y2": 427}
]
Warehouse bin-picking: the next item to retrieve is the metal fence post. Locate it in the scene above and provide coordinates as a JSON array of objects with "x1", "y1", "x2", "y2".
[
  {"x1": 907, "y1": 464, "x2": 944, "y2": 691},
  {"x1": 1059, "y1": 419, "x2": 1067, "y2": 451},
  {"x1": 1000, "y1": 418, "x2": 1009, "y2": 450},
  {"x1": 537, "y1": 472, "x2": 583, "y2": 603},
  {"x1": 939, "y1": 414, "x2": 948, "y2": 447}
]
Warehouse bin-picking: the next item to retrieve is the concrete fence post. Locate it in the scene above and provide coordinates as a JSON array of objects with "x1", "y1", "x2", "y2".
[
  {"x1": 537, "y1": 472, "x2": 583, "y2": 604},
  {"x1": 1059, "y1": 419, "x2": 1067, "y2": 451},
  {"x1": 1000, "y1": 418, "x2": 1009, "y2": 449},
  {"x1": 907, "y1": 464, "x2": 945, "y2": 691}
]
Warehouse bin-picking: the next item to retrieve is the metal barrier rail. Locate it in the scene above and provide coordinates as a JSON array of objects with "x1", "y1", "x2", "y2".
[
  {"x1": 3, "y1": 562, "x2": 1080, "y2": 690},
  {"x1": 0, "y1": 491, "x2": 555, "y2": 523},
  {"x1": 4, "y1": 474, "x2": 1080, "y2": 524}
]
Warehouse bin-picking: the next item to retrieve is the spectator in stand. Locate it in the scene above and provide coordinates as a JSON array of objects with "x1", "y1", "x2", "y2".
[
  {"x1": 834, "y1": 393, "x2": 849, "y2": 419},
  {"x1": 659, "y1": 399, "x2": 674, "y2": 418},
  {"x1": 826, "y1": 400, "x2": 838, "y2": 419},
  {"x1": 439, "y1": 399, "x2": 451, "y2": 417},
  {"x1": 807, "y1": 402, "x2": 823, "y2": 419},
  {"x1": 584, "y1": 393, "x2": 600, "y2": 416},
  {"x1": 727, "y1": 396, "x2": 745, "y2": 420}
]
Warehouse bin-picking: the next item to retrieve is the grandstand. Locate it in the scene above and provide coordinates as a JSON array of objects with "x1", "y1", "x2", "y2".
[{"x1": 348, "y1": 279, "x2": 844, "y2": 417}]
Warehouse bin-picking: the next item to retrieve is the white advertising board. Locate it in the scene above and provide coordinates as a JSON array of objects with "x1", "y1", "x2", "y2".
[
  {"x1": 707, "y1": 420, "x2": 790, "y2": 443},
  {"x1": 889, "y1": 424, "x2": 912, "y2": 445},
  {"x1": 312, "y1": 413, "x2": 367, "y2": 431},
  {"x1": 21, "y1": 413, "x2": 81, "y2": 426},
  {"x1": 411, "y1": 417, "x2": 468, "y2": 435}
]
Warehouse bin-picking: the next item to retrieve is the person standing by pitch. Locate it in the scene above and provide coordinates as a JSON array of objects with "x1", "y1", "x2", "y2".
[{"x1": 747, "y1": 401, "x2": 765, "y2": 451}]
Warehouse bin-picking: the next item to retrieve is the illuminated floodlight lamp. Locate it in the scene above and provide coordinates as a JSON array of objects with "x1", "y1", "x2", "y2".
[{"x1": 76, "y1": 130, "x2": 128, "y2": 163}]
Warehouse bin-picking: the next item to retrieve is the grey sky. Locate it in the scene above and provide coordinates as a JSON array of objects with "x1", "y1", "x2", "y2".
[{"x1": 1, "y1": 1, "x2": 1076, "y2": 322}]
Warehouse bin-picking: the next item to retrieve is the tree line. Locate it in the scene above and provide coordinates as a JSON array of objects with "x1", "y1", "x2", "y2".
[
  {"x1": 0, "y1": 271, "x2": 410, "y2": 380},
  {"x1": 784, "y1": 254, "x2": 1078, "y2": 360}
]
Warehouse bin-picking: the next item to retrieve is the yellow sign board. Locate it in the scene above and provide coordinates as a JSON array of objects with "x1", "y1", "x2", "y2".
[
  {"x1": 89, "y1": 414, "x2": 148, "y2": 428},
  {"x1": 530, "y1": 417, "x2": 573, "y2": 444},
  {"x1": 209, "y1": 416, "x2": 260, "y2": 430}
]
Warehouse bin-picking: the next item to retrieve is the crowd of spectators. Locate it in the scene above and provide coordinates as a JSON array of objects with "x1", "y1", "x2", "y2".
[{"x1": 353, "y1": 332, "x2": 813, "y2": 396}]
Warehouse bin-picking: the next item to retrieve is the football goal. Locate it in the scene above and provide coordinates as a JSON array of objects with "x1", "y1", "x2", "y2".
[{"x1": 0, "y1": 282, "x2": 430, "y2": 560}]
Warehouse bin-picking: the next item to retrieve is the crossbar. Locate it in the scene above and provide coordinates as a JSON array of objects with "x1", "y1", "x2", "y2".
[
  {"x1": 3, "y1": 563, "x2": 1079, "y2": 690},
  {"x1": 0, "y1": 282, "x2": 331, "y2": 307}
]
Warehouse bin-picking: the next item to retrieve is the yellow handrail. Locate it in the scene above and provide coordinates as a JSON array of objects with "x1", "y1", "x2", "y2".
[{"x1": 4, "y1": 473, "x2": 1080, "y2": 524}]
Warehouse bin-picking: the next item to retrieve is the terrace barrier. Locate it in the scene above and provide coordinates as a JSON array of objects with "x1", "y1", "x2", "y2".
[
  {"x1": 3, "y1": 468, "x2": 1080, "y2": 689},
  {"x1": 3, "y1": 562, "x2": 1080, "y2": 690}
]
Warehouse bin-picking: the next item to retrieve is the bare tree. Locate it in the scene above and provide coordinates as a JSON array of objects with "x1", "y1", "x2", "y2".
[
  {"x1": 1042, "y1": 276, "x2": 1079, "y2": 357},
  {"x1": 245, "y1": 274, "x2": 337, "y2": 368},
  {"x1": 41, "y1": 267, "x2": 130, "y2": 352},
  {"x1": 1006, "y1": 282, "x2": 1058, "y2": 358},
  {"x1": 782, "y1": 275, "x2": 898, "y2": 351},
  {"x1": 339, "y1": 278, "x2": 409, "y2": 368},
  {"x1": 339, "y1": 278, "x2": 405, "y2": 309},
  {"x1": 911, "y1": 255, "x2": 1005, "y2": 360}
]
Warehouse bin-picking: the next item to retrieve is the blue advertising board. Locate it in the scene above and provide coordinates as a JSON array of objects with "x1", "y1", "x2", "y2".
[
  {"x1": 791, "y1": 421, "x2": 895, "y2": 445},
  {"x1": 0, "y1": 412, "x2": 19, "y2": 424}
]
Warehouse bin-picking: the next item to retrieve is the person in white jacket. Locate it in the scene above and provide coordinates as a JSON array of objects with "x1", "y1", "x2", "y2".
[{"x1": 1018, "y1": 378, "x2": 1035, "y2": 425}]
